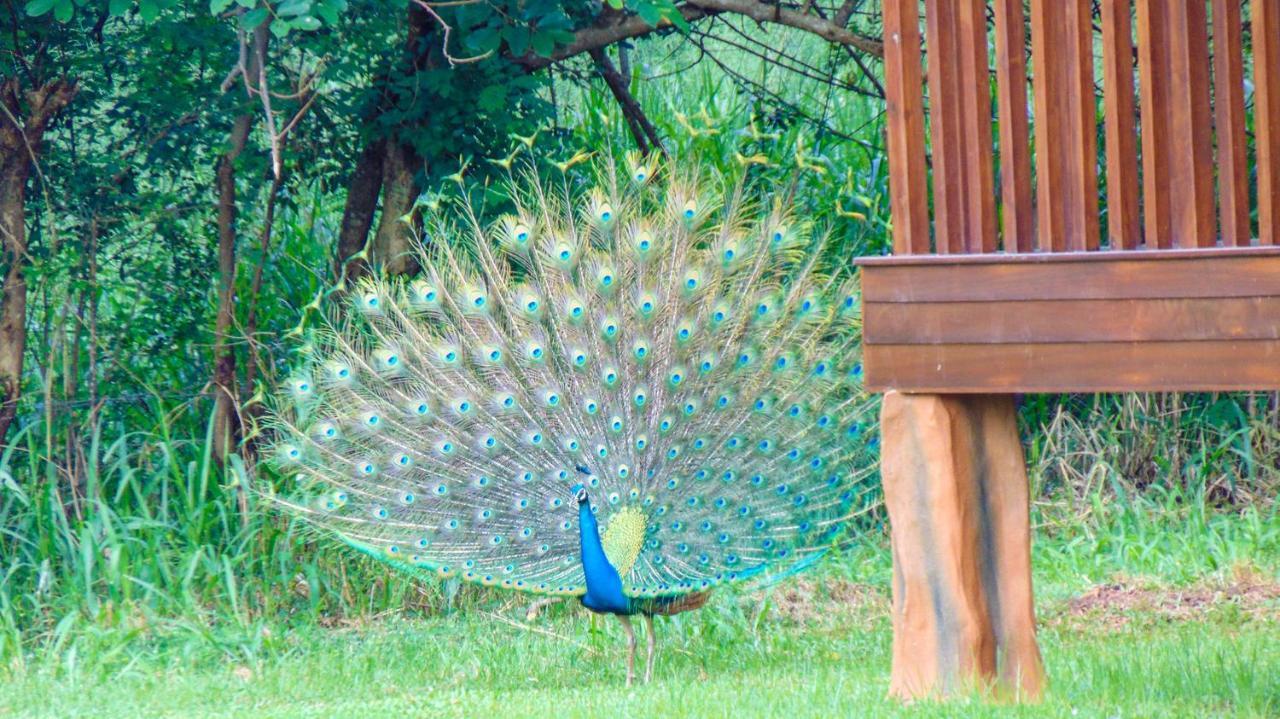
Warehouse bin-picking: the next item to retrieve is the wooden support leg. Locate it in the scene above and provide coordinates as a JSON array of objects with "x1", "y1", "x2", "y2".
[{"x1": 880, "y1": 391, "x2": 1045, "y2": 701}]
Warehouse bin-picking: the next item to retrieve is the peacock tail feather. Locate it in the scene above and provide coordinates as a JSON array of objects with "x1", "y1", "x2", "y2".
[{"x1": 266, "y1": 155, "x2": 879, "y2": 600}]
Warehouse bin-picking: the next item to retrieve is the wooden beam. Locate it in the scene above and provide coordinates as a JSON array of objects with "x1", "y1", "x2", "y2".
[
  {"x1": 1214, "y1": 0, "x2": 1251, "y2": 246},
  {"x1": 993, "y1": 0, "x2": 1034, "y2": 252},
  {"x1": 1030, "y1": 0, "x2": 1099, "y2": 251},
  {"x1": 864, "y1": 340, "x2": 1280, "y2": 393},
  {"x1": 1101, "y1": 0, "x2": 1142, "y2": 249},
  {"x1": 955, "y1": 0, "x2": 997, "y2": 253},
  {"x1": 860, "y1": 247, "x2": 1280, "y2": 301},
  {"x1": 1256, "y1": 0, "x2": 1280, "y2": 244},
  {"x1": 865, "y1": 297, "x2": 1280, "y2": 344},
  {"x1": 1165, "y1": 0, "x2": 1216, "y2": 247},
  {"x1": 1136, "y1": 0, "x2": 1175, "y2": 248},
  {"x1": 883, "y1": 0, "x2": 931, "y2": 254},
  {"x1": 927, "y1": 0, "x2": 966, "y2": 253}
]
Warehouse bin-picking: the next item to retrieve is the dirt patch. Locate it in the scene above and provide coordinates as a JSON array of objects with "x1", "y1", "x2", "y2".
[
  {"x1": 752, "y1": 577, "x2": 889, "y2": 624},
  {"x1": 1055, "y1": 566, "x2": 1280, "y2": 630}
]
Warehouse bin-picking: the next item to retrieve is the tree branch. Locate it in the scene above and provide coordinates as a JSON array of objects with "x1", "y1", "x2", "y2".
[
  {"x1": 517, "y1": 6, "x2": 715, "y2": 70},
  {"x1": 589, "y1": 47, "x2": 664, "y2": 155},
  {"x1": 517, "y1": 1, "x2": 881, "y2": 72},
  {"x1": 686, "y1": 0, "x2": 882, "y2": 56}
]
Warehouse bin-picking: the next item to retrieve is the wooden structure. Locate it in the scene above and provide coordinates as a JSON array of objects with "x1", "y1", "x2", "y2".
[{"x1": 863, "y1": 0, "x2": 1280, "y2": 701}]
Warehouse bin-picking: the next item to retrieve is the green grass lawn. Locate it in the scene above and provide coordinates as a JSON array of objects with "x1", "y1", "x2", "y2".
[
  {"x1": 3, "y1": 509, "x2": 1277, "y2": 719},
  {"x1": 2, "y1": 577, "x2": 1275, "y2": 718}
]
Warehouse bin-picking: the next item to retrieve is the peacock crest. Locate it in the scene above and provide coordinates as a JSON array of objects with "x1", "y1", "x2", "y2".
[{"x1": 267, "y1": 154, "x2": 879, "y2": 601}]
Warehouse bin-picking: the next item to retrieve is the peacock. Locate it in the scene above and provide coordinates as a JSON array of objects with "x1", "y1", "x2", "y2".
[{"x1": 268, "y1": 153, "x2": 879, "y2": 686}]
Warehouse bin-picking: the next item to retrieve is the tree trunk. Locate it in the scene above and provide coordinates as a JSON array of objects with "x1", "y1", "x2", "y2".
[
  {"x1": 335, "y1": 3, "x2": 434, "y2": 279},
  {"x1": 334, "y1": 136, "x2": 385, "y2": 282},
  {"x1": 210, "y1": 26, "x2": 265, "y2": 465},
  {"x1": 370, "y1": 139, "x2": 421, "y2": 276},
  {"x1": 0, "y1": 77, "x2": 78, "y2": 446}
]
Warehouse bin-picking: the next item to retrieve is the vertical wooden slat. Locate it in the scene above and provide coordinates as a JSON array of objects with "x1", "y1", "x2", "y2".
[
  {"x1": 926, "y1": 0, "x2": 965, "y2": 254},
  {"x1": 1030, "y1": 0, "x2": 1099, "y2": 252},
  {"x1": 993, "y1": 0, "x2": 1034, "y2": 252},
  {"x1": 884, "y1": 0, "x2": 931, "y2": 255},
  {"x1": 1257, "y1": 0, "x2": 1280, "y2": 245},
  {"x1": 1164, "y1": 0, "x2": 1216, "y2": 248},
  {"x1": 1101, "y1": 0, "x2": 1142, "y2": 250},
  {"x1": 955, "y1": 0, "x2": 997, "y2": 253},
  {"x1": 1029, "y1": 1, "x2": 1064, "y2": 251},
  {"x1": 1136, "y1": 0, "x2": 1174, "y2": 248},
  {"x1": 1065, "y1": 0, "x2": 1100, "y2": 252},
  {"x1": 1213, "y1": 0, "x2": 1250, "y2": 247}
]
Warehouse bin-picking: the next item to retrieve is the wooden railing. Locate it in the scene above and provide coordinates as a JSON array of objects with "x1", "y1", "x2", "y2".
[
  {"x1": 883, "y1": 0, "x2": 1280, "y2": 254},
  {"x1": 868, "y1": 2, "x2": 1280, "y2": 703}
]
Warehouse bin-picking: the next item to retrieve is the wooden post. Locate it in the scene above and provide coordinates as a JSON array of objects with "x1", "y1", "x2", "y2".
[{"x1": 880, "y1": 391, "x2": 1045, "y2": 700}]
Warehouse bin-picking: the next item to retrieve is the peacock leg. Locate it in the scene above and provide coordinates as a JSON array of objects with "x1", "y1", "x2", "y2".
[
  {"x1": 618, "y1": 615, "x2": 637, "y2": 687},
  {"x1": 642, "y1": 614, "x2": 655, "y2": 683}
]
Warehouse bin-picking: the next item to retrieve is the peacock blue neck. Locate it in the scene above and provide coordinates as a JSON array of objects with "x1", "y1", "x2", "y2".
[{"x1": 577, "y1": 499, "x2": 630, "y2": 614}]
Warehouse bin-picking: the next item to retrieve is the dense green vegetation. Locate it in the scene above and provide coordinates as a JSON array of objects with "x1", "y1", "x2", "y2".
[{"x1": 2, "y1": 2, "x2": 1278, "y2": 716}]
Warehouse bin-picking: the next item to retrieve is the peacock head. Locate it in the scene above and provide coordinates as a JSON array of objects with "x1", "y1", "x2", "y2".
[{"x1": 571, "y1": 483, "x2": 589, "y2": 505}]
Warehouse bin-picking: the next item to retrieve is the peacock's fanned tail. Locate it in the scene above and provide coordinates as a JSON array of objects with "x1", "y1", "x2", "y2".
[{"x1": 267, "y1": 155, "x2": 879, "y2": 599}]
